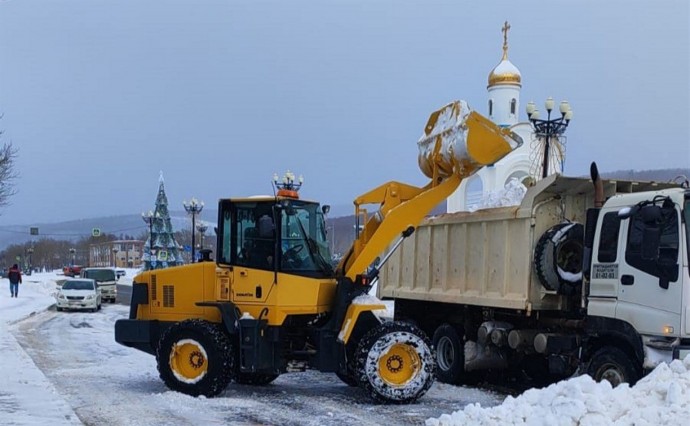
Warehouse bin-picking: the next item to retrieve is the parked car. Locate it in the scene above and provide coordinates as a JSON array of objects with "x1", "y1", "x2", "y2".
[
  {"x1": 80, "y1": 267, "x2": 118, "y2": 302},
  {"x1": 63, "y1": 265, "x2": 83, "y2": 277},
  {"x1": 55, "y1": 278, "x2": 101, "y2": 312}
]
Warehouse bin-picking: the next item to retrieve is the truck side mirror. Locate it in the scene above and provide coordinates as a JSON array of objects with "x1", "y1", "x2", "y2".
[{"x1": 322, "y1": 205, "x2": 331, "y2": 215}]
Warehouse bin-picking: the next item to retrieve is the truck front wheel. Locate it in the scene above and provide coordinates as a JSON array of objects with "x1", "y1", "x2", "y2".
[
  {"x1": 355, "y1": 322, "x2": 435, "y2": 404},
  {"x1": 432, "y1": 323, "x2": 466, "y2": 384},
  {"x1": 587, "y1": 346, "x2": 640, "y2": 387},
  {"x1": 157, "y1": 319, "x2": 234, "y2": 397}
]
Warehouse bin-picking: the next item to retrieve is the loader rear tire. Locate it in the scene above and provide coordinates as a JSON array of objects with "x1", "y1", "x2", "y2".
[
  {"x1": 157, "y1": 319, "x2": 234, "y2": 397},
  {"x1": 354, "y1": 322, "x2": 435, "y2": 404}
]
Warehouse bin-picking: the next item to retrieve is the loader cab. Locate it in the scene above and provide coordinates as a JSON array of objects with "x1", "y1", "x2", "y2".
[{"x1": 217, "y1": 197, "x2": 334, "y2": 279}]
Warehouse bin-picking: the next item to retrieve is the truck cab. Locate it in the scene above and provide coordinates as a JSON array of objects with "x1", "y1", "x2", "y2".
[
  {"x1": 81, "y1": 267, "x2": 118, "y2": 303},
  {"x1": 589, "y1": 188, "x2": 690, "y2": 364}
]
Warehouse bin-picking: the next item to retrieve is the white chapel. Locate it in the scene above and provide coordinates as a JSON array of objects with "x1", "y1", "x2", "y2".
[{"x1": 447, "y1": 22, "x2": 564, "y2": 213}]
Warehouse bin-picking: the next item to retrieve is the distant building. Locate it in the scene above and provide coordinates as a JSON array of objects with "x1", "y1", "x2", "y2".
[
  {"x1": 447, "y1": 22, "x2": 564, "y2": 213},
  {"x1": 89, "y1": 240, "x2": 144, "y2": 268}
]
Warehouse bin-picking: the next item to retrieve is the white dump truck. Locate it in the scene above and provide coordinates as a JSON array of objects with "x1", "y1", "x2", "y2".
[{"x1": 378, "y1": 164, "x2": 689, "y2": 386}]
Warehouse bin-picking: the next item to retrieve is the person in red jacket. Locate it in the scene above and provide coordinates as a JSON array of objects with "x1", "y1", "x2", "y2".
[{"x1": 8, "y1": 264, "x2": 22, "y2": 297}]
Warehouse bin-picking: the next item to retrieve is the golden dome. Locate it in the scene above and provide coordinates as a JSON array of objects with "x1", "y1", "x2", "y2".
[{"x1": 487, "y1": 21, "x2": 522, "y2": 87}]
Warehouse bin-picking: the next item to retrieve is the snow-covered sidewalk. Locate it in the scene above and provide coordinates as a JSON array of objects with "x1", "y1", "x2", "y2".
[{"x1": 0, "y1": 271, "x2": 82, "y2": 425}]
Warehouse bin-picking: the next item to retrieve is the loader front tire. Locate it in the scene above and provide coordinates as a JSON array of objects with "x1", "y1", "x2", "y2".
[
  {"x1": 157, "y1": 319, "x2": 234, "y2": 397},
  {"x1": 355, "y1": 322, "x2": 435, "y2": 404}
]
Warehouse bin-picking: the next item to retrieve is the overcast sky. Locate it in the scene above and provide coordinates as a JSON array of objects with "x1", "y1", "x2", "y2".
[{"x1": 0, "y1": 0, "x2": 688, "y2": 225}]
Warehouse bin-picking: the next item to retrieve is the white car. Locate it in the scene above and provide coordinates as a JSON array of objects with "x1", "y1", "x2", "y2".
[{"x1": 56, "y1": 278, "x2": 102, "y2": 312}]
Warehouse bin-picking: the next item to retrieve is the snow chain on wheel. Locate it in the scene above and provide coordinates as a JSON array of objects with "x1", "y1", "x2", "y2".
[
  {"x1": 534, "y1": 222, "x2": 584, "y2": 295},
  {"x1": 354, "y1": 321, "x2": 435, "y2": 404},
  {"x1": 157, "y1": 319, "x2": 234, "y2": 397}
]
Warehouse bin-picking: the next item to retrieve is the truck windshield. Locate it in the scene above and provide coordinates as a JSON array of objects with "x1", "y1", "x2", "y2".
[
  {"x1": 280, "y1": 202, "x2": 333, "y2": 276},
  {"x1": 83, "y1": 270, "x2": 115, "y2": 282}
]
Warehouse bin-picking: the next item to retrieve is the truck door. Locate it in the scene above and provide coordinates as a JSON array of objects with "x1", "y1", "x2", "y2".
[{"x1": 615, "y1": 201, "x2": 682, "y2": 335}]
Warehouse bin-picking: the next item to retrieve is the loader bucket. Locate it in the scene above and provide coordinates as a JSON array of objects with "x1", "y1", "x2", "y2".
[{"x1": 417, "y1": 100, "x2": 522, "y2": 179}]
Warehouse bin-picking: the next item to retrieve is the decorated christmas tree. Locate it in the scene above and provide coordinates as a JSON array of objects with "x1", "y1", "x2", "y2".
[{"x1": 142, "y1": 172, "x2": 183, "y2": 270}]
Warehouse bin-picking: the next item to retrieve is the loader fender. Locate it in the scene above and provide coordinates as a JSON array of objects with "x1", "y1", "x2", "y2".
[{"x1": 337, "y1": 303, "x2": 386, "y2": 344}]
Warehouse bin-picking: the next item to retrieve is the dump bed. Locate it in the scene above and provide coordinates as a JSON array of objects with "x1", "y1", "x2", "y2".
[{"x1": 378, "y1": 173, "x2": 677, "y2": 312}]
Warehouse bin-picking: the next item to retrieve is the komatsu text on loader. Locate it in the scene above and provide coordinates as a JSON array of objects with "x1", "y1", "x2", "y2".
[{"x1": 115, "y1": 101, "x2": 522, "y2": 403}]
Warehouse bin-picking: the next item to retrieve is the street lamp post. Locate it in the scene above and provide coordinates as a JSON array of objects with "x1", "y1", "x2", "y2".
[
  {"x1": 196, "y1": 223, "x2": 208, "y2": 252},
  {"x1": 141, "y1": 210, "x2": 157, "y2": 267},
  {"x1": 27, "y1": 247, "x2": 34, "y2": 275},
  {"x1": 526, "y1": 97, "x2": 574, "y2": 178},
  {"x1": 69, "y1": 248, "x2": 76, "y2": 265},
  {"x1": 112, "y1": 247, "x2": 119, "y2": 268},
  {"x1": 183, "y1": 198, "x2": 204, "y2": 263}
]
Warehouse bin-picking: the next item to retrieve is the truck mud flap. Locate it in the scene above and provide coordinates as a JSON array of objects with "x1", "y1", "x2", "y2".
[{"x1": 673, "y1": 345, "x2": 690, "y2": 361}]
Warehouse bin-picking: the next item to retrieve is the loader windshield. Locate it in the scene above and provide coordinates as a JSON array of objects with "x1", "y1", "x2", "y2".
[
  {"x1": 217, "y1": 199, "x2": 333, "y2": 277},
  {"x1": 280, "y1": 201, "x2": 334, "y2": 277}
]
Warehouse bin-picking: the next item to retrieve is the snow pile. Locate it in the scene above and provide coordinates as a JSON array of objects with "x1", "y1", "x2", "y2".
[
  {"x1": 468, "y1": 178, "x2": 527, "y2": 212},
  {"x1": 426, "y1": 356, "x2": 690, "y2": 426}
]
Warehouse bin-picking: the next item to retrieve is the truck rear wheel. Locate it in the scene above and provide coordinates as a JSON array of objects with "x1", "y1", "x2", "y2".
[
  {"x1": 587, "y1": 346, "x2": 640, "y2": 387},
  {"x1": 157, "y1": 319, "x2": 234, "y2": 397},
  {"x1": 432, "y1": 324, "x2": 466, "y2": 384},
  {"x1": 355, "y1": 322, "x2": 434, "y2": 404}
]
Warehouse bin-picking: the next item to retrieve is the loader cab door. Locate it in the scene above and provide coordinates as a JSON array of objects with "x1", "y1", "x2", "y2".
[
  {"x1": 615, "y1": 200, "x2": 682, "y2": 335},
  {"x1": 217, "y1": 200, "x2": 277, "y2": 304}
]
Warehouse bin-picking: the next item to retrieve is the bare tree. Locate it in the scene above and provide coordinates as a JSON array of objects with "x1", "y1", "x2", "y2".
[{"x1": 0, "y1": 124, "x2": 19, "y2": 209}]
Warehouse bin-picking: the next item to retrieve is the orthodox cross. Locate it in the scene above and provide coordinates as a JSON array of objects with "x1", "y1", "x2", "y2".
[{"x1": 502, "y1": 21, "x2": 511, "y2": 57}]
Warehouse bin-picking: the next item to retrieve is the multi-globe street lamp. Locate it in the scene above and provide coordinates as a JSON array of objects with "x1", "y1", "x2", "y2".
[
  {"x1": 183, "y1": 198, "x2": 204, "y2": 263},
  {"x1": 526, "y1": 97, "x2": 574, "y2": 179}
]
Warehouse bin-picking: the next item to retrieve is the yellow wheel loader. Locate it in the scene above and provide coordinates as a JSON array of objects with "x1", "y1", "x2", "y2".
[{"x1": 115, "y1": 100, "x2": 522, "y2": 403}]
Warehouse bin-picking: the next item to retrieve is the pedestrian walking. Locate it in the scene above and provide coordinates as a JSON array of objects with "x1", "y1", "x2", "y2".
[{"x1": 8, "y1": 264, "x2": 22, "y2": 297}]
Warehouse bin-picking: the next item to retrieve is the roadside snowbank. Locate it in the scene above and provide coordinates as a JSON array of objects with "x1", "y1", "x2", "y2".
[
  {"x1": 0, "y1": 271, "x2": 81, "y2": 425},
  {"x1": 427, "y1": 356, "x2": 690, "y2": 425}
]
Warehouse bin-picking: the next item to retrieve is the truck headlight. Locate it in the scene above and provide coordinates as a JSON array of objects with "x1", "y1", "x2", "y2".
[
  {"x1": 85, "y1": 294, "x2": 95, "y2": 300},
  {"x1": 57, "y1": 294, "x2": 66, "y2": 300}
]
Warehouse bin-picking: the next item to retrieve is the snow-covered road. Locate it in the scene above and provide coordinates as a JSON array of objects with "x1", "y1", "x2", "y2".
[{"x1": 11, "y1": 302, "x2": 506, "y2": 425}]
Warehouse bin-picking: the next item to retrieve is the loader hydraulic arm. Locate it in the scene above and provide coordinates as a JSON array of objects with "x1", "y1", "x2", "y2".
[{"x1": 338, "y1": 101, "x2": 523, "y2": 281}]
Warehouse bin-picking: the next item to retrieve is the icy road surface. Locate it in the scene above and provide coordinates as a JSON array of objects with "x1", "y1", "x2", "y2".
[{"x1": 12, "y1": 304, "x2": 507, "y2": 425}]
